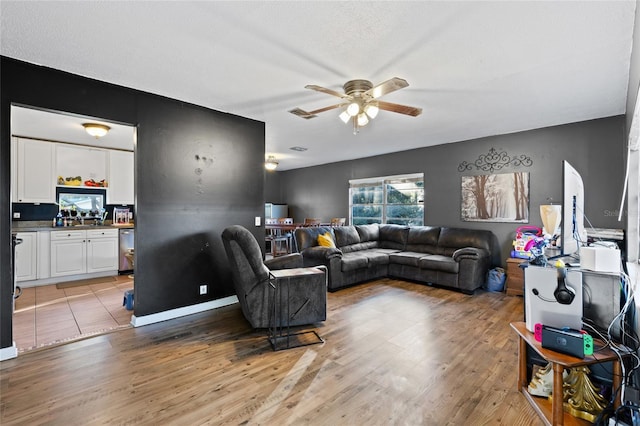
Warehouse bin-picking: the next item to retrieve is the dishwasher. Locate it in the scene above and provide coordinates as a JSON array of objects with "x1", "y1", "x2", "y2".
[{"x1": 118, "y1": 228, "x2": 135, "y2": 273}]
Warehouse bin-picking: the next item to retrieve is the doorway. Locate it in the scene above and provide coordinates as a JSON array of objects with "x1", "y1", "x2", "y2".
[{"x1": 11, "y1": 105, "x2": 136, "y2": 352}]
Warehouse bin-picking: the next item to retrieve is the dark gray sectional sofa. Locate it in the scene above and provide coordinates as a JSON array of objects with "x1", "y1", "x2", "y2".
[{"x1": 294, "y1": 224, "x2": 496, "y2": 294}]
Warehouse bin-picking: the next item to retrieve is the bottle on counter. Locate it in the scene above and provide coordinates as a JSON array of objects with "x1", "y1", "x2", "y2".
[{"x1": 56, "y1": 213, "x2": 63, "y2": 227}]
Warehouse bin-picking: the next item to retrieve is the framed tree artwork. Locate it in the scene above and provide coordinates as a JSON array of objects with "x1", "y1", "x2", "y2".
[{"x1": 461, "y1": 172, "x2": 529, "y2": 222}]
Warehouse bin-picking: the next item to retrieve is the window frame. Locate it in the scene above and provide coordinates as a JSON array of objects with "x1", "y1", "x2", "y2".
[{"x1": 349, "y1": 173, "x2": 424, "y2": 226}]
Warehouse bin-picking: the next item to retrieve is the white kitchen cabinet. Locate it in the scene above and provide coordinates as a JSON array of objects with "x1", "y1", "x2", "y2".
[
  {"x1": 50, "y1": 229, "x2": 118, "y2": 277},
  {"x1": 86, "y1": 229, "x2": 119, "y2": 273},
  {"x1": 107, "y1": 150, "x2": 134, "y2": 205},
  {"x1": 50, "y1": 230, "x2": 86, "y2": 277},
  {"x1": 15, "y1": 138, "x2": 55, "y2": 203},
  {"x1": 15, "y1": 232, "x2": 37, "y2": 282},
  {"x1": 11, "y1": 137, "x2": 17, "y2": 202},
  {"x1": 56, "y1": 144, "x2": 107, "y2": 187}
]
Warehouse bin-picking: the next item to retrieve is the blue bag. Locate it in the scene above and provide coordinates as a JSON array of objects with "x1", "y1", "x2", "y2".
[{"x1": 486, "y1": 267, "x2": 506, "y2": 292}]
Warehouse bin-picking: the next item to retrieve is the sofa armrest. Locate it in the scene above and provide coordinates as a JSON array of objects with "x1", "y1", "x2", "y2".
[
  {"x1": 301, "y1": 246, "x2": 343, "y2": 261},
  {"x1": 265, "y1": 253, "x2": 303, "y2": 270},
  {"x1": 452, "y1": 247, "x2": 489, "y2": 262}
]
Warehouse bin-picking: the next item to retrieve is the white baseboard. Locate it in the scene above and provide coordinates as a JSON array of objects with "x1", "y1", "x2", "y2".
[
  {"x1": 130, "y1": 295, "x2": 239, "y2": 327},
  {"x1": 0, "y1": 342, "x2": 18, "y2": 361}
]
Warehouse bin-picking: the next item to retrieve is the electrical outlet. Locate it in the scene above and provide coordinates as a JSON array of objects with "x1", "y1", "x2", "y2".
[
  {"x1": 12, "y1": 212, "x2": 20, "y2": 219},
  {"x1": 255, "y1": 216, "x2": 261, "y2": 226},
  {"x1": 199, "y1": 284, "x2": 208, "y2": 295}
]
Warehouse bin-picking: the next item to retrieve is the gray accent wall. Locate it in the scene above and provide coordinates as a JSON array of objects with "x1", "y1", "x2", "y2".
[
  {"x1": 1, "y1": 57, "x2": 265, "y2": 350},
  {"x1": 275, "y1": 116, "x2": 626, "y2": 265},
  {"x1": 265, "y1": 170, "x2": 285, "y2": 204}
]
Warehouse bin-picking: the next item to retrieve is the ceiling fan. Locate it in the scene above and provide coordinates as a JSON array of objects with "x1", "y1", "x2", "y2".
[{"x1": 290, "y1": 77, "x2": 422, "y2": 134}]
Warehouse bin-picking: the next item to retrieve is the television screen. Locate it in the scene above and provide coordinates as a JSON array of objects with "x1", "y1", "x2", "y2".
[{"x1": 561, "y1": 160, "x2": 587, "y2": 257}]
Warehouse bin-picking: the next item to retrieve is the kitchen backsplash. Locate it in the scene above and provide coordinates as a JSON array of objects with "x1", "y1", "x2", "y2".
[
  {"x1": 13, "y1": 187, "x2": 134, "y2": 222},
  {"x1": 12, "y1": 202, "x2": 134, "y2": 222}
]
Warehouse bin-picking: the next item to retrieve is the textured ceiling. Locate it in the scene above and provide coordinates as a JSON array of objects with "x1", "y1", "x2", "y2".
[{"x1": 1, "y1": 1, "x2": 636, "y2": 170}]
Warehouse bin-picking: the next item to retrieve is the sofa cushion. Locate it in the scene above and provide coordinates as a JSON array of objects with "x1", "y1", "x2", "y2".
[
  {"x1": 361, "y1": 250, "x2": 390, "y2": 266},
  {"x1": 388, "y1": 251, "x2": 425, "y2": 267},
  {"x1": 437, "y1": 227, "x2": 493, "y2": 256},
  {"x1": 341, "y1": 241, "x2": 378, "y2": 253},
  {"x1": 379, "y1": 224, "x2": 409, "y2": 250},
  {"x1": 405, "y1": 226, "x2": 441, "y2": 254},
  {"x1": 374, "y1": 248, "x2": 403, "y2": 255},
  {"x1": 341, "y1": 252, "x2": 369, "y2": 271},
  {"x1": 356, "y1": 224, "x2": 380, "y2": 242},
  {"x1": 419, "y1": 255, "x2": 459, "y2": 274},
  {"x1": 334, "y1": 226, "x2": 361, "y2": 248}
]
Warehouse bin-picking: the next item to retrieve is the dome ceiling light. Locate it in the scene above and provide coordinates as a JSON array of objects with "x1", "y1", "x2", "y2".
[
  {"x1": 265, "y1": 155, "x2": 279, "y2": 171},
  {"x1": 82, "y1": 123, "x2": 111, "y2": 138}
]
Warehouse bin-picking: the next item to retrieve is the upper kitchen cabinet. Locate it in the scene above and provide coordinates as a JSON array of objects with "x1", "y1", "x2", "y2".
[
  {"x1": 13, "y1": 137, "x2": 55, "y2": 203},
  {"x1": 56, "y1": 144, "x2": 107, "y2": 188},
  {"x1": 107, "y1": 150, "x2": 134, "y2": 205}
]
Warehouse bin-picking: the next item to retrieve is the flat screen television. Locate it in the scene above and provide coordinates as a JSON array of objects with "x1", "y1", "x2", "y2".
[{"x1": 561, "y1": 160, "x2": 588, "y2": 258}]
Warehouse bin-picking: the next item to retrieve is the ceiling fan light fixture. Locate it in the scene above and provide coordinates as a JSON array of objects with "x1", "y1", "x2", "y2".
[
  {"x1": 346, "y1": 102, "x2": 360, "y2": 117},
  {"x1": 83, "y1": 123, "x2": 110, "y2": 138},
  {"x1": 291, "y1": 77, "x2": 420, "y2": 134},
  {"x1": 265, "y1": 155, "x2": 279, "y2": 171},
  {"x1": 364, "y1": 103, "x2": 379, "y2": 119},
  {"x1": 339, "y1": 111, "x2": 351, "y2": 124}
]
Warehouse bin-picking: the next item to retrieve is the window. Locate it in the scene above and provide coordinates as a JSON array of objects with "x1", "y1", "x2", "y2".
[
  {"x1": 58, "y1": 192, "x2": 104, "y2": 217},
  {"x1": 350, "y1": 173, "x2": 424, "y2": 226}
]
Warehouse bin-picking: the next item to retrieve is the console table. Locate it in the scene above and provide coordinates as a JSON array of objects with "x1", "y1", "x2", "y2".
[{"x1": 510, "y1": 321, "x2": 628, "y2": 425}]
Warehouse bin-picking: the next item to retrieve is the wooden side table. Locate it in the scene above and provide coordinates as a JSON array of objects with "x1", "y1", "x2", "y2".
[
  {"x1": 510, "y1": 321, "x2": 629, "y2": 425},
  {"x1": 505, "y1": 257, "x2": 526, "y2": 296}
]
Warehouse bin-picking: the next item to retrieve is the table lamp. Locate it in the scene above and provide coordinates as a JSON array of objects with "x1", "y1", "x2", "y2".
[{"x1": 540, "y1": 204, "x2": 561, "y2": 237}]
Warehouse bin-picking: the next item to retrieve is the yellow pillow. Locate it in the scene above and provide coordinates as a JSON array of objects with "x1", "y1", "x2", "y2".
[{"x1": 317, "y1": 232, "x2": 336, "y2": 248}]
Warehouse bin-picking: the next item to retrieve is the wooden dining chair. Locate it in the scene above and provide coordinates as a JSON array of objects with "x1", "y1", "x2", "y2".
[
  {"x1": 330, "y1": 217, "x2": 346, "y2": 226},
  {"x1": 304, "y1": 218, "x2": 322, "y2": 227}
]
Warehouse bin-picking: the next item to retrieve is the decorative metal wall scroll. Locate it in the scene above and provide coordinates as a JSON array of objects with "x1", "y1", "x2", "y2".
[{"x1": 458, "y1": 147, "x2": 533, "y2": 173}]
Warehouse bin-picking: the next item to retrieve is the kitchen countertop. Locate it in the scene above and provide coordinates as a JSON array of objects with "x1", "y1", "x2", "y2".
[{"x1": 12, "y1": 220, "x2": 134, "y2": 232}]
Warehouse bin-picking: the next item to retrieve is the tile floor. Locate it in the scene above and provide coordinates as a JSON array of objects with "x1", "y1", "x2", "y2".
[{"x1": 12, "y1": 275, "x2": 134, "y2": 352}]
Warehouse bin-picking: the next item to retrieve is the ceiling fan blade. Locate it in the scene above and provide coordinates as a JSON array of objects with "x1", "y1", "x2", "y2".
[
  {"x1": 289, "y1": 108, "x2": 318, "y2": 119},
  {"x1": 366, "y1": 77, "x2": 409, "y2": 99},
  {"x1": 305, "y1": 85, "x2": 350, "y2": 99},
  {"x1": 289, "y1": 103, "x2": 345, "y2": 119},
  {"x1": 376, "y1": 100, "x2": 422, "y2": 117},
  {"x1": 307, "y1": 103, "x2": 346, "y2": 115}
]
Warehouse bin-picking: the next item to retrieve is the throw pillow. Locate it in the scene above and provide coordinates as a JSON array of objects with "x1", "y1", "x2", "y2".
[{"x1": 317, "y1": 232, "x2": 336, "y2": 248}]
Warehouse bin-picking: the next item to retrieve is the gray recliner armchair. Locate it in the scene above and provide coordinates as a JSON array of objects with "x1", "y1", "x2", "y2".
[{"x1": 221, "y1": 225, "x2": 327, "y2": 329}]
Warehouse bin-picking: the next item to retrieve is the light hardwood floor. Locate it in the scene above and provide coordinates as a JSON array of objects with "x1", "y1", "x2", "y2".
[
  {"x1": 12, "y1": 275, "x2": 134, "y2": 352},
  {"x1": 1, "y1": 279, "x2": 542, "y2": 425}
]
